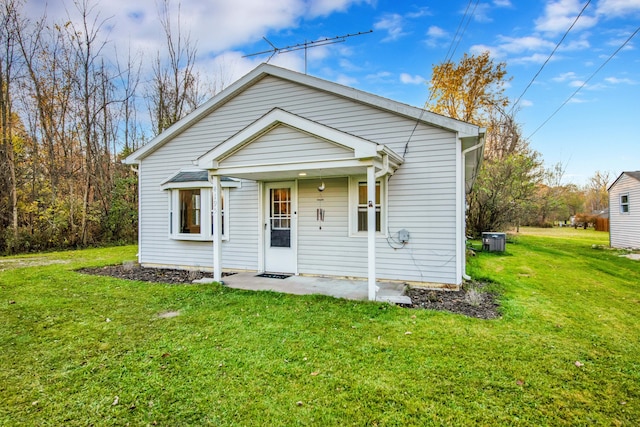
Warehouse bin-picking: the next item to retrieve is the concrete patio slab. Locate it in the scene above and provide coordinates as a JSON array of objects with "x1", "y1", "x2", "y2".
[{"x1": 202, "y1": 272, "x2": 410, "y2": 303}]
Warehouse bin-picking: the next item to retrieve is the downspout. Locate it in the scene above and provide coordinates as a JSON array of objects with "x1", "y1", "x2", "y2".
[
  {"x1": 375, "y1": 152, "x2": 389, "y2": 178},
  {"x1": 460, "y1": 130, "x2": 486, "y2": 281}
]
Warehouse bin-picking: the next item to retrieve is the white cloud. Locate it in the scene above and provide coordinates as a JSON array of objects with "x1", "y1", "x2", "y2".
[
  {"x1": 512, "y1": 53, "x2": 557, "y2": 64},
  {"x1": 425, "y1": 25, "x2": 448, "y2": 47},
  {"x1": 306, "y1": 0, "x2": 374, "y2": 18},
  {"x1": 495, "y1": 35, "x2": 555, "y2": 53},
  {"x1": 569, "y1": 79, "x2": 585, "y2": 87},
  {"x1": 21, "y1": 0, "x2": 376, "y2": 63},
  {"x1": 472, "y1": 3, "x2": 493, "y2": 23},
  {"x1": 596, "y1": 0, "x2": 640, "y2": 18},
  {"x1": 493, "y1": 0, "x2": 513, "y2": 6},
  {"x1": 406, "y1": 7, "x2": 432, "y2": 19},
  {"x1": 427, "y1": 25, "x2": 448, "y2": 38},
  {"x1": 336, "y1": 73, "x2": 359, "y2": 86},
  {"x1": 553, "y1": 71, "x2": 578, "y2": 82},
  {"x1": 399, "y1": 73, "x2": 425, "y2": 84},
  {"x1": 365, "y1": 71, "x2": 394, "y2": 83},
  {"x1": 534, "y1": 0, "x2": 598, "y2": 34},
  {"x1": 374, "y1": 13, "x2": 407, "y2": 42},
  {"x1": 605, "y1": 76, "x2": 637, "y2": 84},
  {"x1": 520, "y1": 99, "x2": 533, "y2": 107},
  {"x1": 470, "y1": 44, "x2": 503, "y2": 58}
]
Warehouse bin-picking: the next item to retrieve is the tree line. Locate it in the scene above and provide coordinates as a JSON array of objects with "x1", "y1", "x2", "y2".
[
  {"x1": 0, "y1": 0, "x2": 211, "y2": 253},
  {"x1": 0, "y1": 0, "x2": 612, "y2": 254},
  {"x1": 427, "y1": 52, "x2": 611, "y2": 236}
]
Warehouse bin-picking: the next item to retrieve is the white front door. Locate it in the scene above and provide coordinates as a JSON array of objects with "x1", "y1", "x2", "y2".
[{"x1": 264, "y1": 182, "x2": 296, "y2": 273}]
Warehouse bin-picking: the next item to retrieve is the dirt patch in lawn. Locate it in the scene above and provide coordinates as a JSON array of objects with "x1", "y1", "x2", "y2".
[
  {"x1": 79, "y1": 264, "x2": 213, "y2": 284},
  {"x1": 79, "y1": 264, "x2": 500, "y2": 319},
  {"x1": 0, "y1": 257, "x2": 70, "y2": 271},
  {"x1": 404, "y1": 281, "x2": 500, "y2": 319}
]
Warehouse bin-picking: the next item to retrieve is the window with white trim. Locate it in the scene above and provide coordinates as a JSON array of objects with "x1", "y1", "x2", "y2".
[
  {"x1": 179, "y1": 189, "x2": 201, "y2": 234},
  {"x1": 349, "y1": 176, "x2": 386, "y2": 236},
  {"x1": 167, "y1": 186, "x2": 230, "y2": 241},
  {"x1": 620, "y1": 193, "x2": 629, "y2": 213}
]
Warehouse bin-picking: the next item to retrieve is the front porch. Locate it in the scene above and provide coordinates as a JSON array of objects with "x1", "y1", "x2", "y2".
[
  {"x1": 198, "y1": 108, "x2": 404, "y2": 301},
  {"x1": 197, "y1": 271, "x2": 411, "y2": 304}
]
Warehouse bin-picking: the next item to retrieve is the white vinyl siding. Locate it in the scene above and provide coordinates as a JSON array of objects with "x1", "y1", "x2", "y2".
[
  {"x1": 221, "y1": 124, "x2": 352, "y2": 167},
  {"x1": 137, "y1": 75, "x2": 459, "y2": 283},
  {"x1": 610, "y1": 174, "x2": 640, "y2": 249}
]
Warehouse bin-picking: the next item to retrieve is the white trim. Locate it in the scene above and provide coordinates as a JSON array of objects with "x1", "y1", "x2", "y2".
[
  {"x1": 197, "y1": 108, "x2": 380, "y2": 169},
  {"x1": 166, "y1": 187, "x2": 229, "y2": 242},
  {"x1": 367, "y1": 165, "x2": 377, "y2": 301},
  {"x1": 124, "y1": 63, "x2": 481, "y2": 164},
  {"x1": 456, "y1": 135, "x2": 463, "y2": 285},
  {"x1": 257, "y1": 182, "x2": 265, "y2": 272},
  {"x1": 212, "y1": 176, "x2": 222, "y2": 282},
  {"x1": 262, "y1": 181, "x2": 298, "y2": 274},
  {"x1": 348, "y1": 176, "x2": 387, "y2": 238},
  {"x1": 620, "y1": 193, "x2": 630, "y2": 214}
]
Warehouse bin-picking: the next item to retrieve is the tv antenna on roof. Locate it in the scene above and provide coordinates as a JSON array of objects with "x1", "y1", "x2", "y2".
[{"x1": 243, "y1": 30, "x2": 373, "y2": 74}]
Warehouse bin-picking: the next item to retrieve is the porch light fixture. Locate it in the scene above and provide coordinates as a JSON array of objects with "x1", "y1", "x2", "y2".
[{"x1": 298, "y1": 172, "x2": 307, "y2": 176}]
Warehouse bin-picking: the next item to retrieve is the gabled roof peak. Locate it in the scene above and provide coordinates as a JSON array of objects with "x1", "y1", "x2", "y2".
[{"x1": 124, "y1": 62, "x2": 482, "y2": 164}]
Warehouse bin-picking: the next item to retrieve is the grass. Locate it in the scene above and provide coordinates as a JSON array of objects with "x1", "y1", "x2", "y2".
[{"x1": 1, "y1": 229, "x2": 639, "y2": 426}]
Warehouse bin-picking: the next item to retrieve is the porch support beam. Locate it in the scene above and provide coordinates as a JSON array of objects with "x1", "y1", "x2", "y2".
[
  {"x1": 212, "y1": 175, "x2": 223, "y2": 283},
  {"x1": 367, "y1": 165, "x2": 376, "y2": 301}
]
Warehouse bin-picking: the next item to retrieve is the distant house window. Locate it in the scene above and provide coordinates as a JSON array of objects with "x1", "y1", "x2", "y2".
[
  {"x1": 349, "y1": 177, "x2": 386, "y2": 236},
  {"x1": 620, "y1": 194, "x2": 629, "y2": 213}
]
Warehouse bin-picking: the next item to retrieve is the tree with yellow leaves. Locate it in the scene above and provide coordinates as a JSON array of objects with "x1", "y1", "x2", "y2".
[
  {"x1": 428, "y1": 51, "x2": 509, "y2": 126},
  {"x1": 428, "y1": 51, "x2": 543, "y2": 235}
]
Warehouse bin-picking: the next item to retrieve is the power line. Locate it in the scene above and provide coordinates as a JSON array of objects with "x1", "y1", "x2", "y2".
[
  {"x1": 527, "y1": 25, "x2": 640, "y2": 139},
  {"x1": 403, "y1": 0, "x2": 480, "y2": 158},
  {"x1": 511, "y1": 0, "x2": 592, "y2": 112}
]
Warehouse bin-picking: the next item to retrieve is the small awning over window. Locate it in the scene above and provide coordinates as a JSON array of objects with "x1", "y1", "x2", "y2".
[
  {"x1": 161, "y1": 170, "x2": 239, "y2": 189},
  {"x1": 165, "y1": 170, "x2": 209, "y2": 183}
]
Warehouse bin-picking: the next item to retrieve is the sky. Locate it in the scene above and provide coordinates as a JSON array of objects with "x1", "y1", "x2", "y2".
[{"x1": 26, "y1": 0, "x2": 640, "y2": 186}]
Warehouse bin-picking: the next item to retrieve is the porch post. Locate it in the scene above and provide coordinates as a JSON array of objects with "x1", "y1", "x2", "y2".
[
  {"x1": 367, "y1": 165, "x2": 376, "y2": 301},
  {"x1": 212, "y1": 175, "x2": 222, "y2": 283}
]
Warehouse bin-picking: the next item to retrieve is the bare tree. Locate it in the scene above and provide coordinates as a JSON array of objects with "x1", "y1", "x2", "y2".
[
  {"x1": 585, "y1": 170, "x2": 611, "y2": 212},
  {"x1": 148, "y1": 0, "x2": 202, "y2": 135},
  {"x1": 0, "y1": 0, "x2": 21, "y2": 241}
]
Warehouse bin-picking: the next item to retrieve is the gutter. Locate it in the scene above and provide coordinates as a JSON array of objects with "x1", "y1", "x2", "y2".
[{"x1": 461, "y1": 129, "x2": 486, "y2": 282}]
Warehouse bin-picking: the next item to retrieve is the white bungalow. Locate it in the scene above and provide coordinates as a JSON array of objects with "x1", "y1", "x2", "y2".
[
  {"x1": 608, "y1": 171, "x2": 640, "y2": 249},
  {"x1": 124, "y1": 64, "x2": 485, "y2": 300}
]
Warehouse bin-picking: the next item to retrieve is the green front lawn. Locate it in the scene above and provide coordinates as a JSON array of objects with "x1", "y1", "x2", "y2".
[{"x1": 1, "y1": 229, "x2": 638, "y2": 426}]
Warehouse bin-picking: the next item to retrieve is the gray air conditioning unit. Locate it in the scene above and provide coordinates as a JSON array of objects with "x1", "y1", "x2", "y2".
[{"x1": 482, "y1": 232, "x2": 506, "y2": 252}]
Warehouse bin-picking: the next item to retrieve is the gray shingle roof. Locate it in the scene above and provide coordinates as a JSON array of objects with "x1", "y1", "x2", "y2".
[
  {"x1": 625, "y1": 171, "x2": 640, "y2": 182},
  {"x1": 164, "y1": 170, "x2": 234, "y2": 184}
]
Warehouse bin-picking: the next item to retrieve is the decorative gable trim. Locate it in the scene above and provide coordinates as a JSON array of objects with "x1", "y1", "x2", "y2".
[
  {"x1": 197, "y1": 108, "x2": 380, "y2": 169},
  {"x1": 124, "y1": 63, "x2": 482, "y2": 164}
]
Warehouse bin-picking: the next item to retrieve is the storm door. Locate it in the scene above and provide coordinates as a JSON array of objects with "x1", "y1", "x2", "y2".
[{"x1": 264, "y1": 182, "x2": 296, "y2": 273}]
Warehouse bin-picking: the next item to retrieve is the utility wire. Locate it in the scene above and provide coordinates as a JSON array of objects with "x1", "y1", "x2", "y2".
[
  {"x1": 402, "y1": 0, "x2": 480, "y2": 158},
  {"x1": 527, "y1": 25, "x2": 640, "y2": 139},
  {"x1": 511, "y1": 0, "x2": 592, "y2": 112}
]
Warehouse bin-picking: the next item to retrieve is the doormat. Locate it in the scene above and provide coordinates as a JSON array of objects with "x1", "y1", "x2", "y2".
[{"x1": 256, "y1": 273, "x2": 291, "y2": 279}]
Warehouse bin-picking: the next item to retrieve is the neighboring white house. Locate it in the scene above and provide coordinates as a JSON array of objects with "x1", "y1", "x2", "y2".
[
  {"x1": 124, "y1": 64, "x2": 485, "y2": 300},
  {"x1": 608, "y1": 171, "x2": 640, "y2": 249}
]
